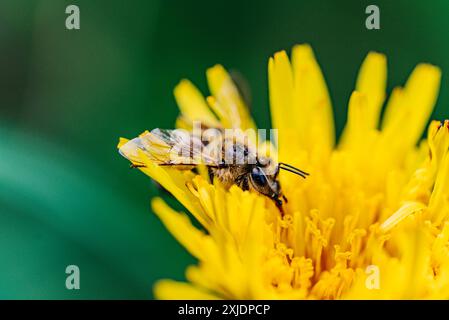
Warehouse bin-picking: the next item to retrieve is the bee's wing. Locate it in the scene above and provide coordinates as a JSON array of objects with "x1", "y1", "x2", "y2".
[{"x1": 119, "y1": 129, "x2": 220, "y2": 168}]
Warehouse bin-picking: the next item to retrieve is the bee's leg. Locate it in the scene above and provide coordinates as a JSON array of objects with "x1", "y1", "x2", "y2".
[
  {"x1": 130, "y1": 163, "x2": 146, "y2": 169},
  {"x1": 274, "y1": 198, "x2": 284, "y2": 215},
  {"x1": 282, "y1": 194, "x2": 288, "y2": 203},
  {"x1": 207, "y1": 167, "x2": 215, "y2": 184},
  {"x1": 240, "y1": 176, "x2": 249, "y2": 191}
]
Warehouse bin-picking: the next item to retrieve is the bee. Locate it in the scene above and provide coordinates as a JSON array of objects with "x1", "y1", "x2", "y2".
[{"x1": 119, "y1": 127, "x2": 309, "y2": 212}]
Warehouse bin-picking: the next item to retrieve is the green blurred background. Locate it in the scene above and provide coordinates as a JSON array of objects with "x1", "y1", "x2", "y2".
[{"x1": 0, "y1": 0, "x2": 448, "y2": 299}]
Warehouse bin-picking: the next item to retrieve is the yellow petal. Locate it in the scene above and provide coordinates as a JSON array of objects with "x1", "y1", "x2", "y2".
[
  {"x1": 139, "y1": 158, "x2": 210, "y2": 227},
  {"x1": 269, "y1": 51, "x2": 295, "y2": 131},
  {"x1": 154, "y1": 280, "x2": 219, "y2": 300},
  {"x1": 429, "y1": 129, "x2": 449, "y2": 224},
  {"x1": 117, "y1": 137, "x2": 129, "y2": 149},
  {"x1": 342, "y1": 91, "x2": 368, "y2": 150},
  {"x1": 206, "y1": 64, "x2": 256, "y2": 130},
  {"x1": 382, "y1": 64, "x2": 441, "y2": 148},
  {"x1": 292, "y1": 44, "x2": 335, "y2": 151},
  {"x1": 268, "y1": 51, "x2": 304, "y2": 163},
  {"x1": 151, "y1": 198, "x2": 208, "y2": 259},
  {"x1": 174, "y1": 79, "x2": 220, "y2": 127},
  {"x1": 355, "y1": 52, "x2": 387, "y2": 130},
  {"x1": 428, "y1": 120, "x2": 449, "y2": 173},
  {"x1": 380, "y1": 201, "x2": 426, "y2": 232}
]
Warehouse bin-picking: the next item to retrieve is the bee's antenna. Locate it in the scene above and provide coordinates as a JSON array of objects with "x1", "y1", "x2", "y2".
[
  {"x1": 279, "y1": 166, "x2": 308, "y2": 178},
  {"x1": 278, "y1": 162, "x2": 309, "y2": 179},
  {"x1": 279, "y1": 162, "x2": 309, "y2": 175}
]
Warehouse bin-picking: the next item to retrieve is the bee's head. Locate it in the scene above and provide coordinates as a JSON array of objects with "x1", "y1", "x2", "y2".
[
  {"x1": 249, "y1": 159, "x2": 309, "y2": 200},
  {"x1": 248, "y1": 164, "x2": 281, "y2": 199}
]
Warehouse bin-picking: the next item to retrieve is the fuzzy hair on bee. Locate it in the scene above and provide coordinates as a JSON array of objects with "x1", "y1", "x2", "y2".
[{"x1": 119, "y1": 127, "x2": 309, "y2": 213}]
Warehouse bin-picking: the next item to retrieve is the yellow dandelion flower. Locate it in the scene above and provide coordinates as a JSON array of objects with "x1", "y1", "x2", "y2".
[{"x1": 118, "y1": 44, "x2": 449, "y2": 300}]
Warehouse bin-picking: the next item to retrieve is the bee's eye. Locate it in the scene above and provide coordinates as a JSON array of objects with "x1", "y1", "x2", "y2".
[{"x1": 251, "y1": 167, "x2": 267, "y2": 186}]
